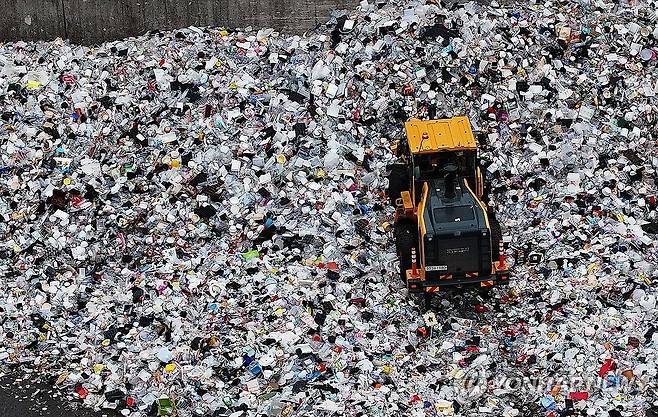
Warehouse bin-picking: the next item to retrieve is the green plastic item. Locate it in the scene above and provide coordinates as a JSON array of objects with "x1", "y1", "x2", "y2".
[
  {"x1": 241, "y1": 249, "x2": 260, "y2": 260},
  {"x1": 158, "y1": 397, "x2": 177, "y2": 416}
]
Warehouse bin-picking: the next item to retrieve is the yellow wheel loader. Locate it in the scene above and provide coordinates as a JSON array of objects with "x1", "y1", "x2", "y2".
[{"x1": 387, "y1": 117, "x2": 509, "y2": 297}]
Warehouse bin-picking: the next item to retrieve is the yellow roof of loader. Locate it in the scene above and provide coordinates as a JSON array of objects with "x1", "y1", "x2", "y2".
[{"x1": 404, "y1": 116, "x2": 478, "y2": 154}]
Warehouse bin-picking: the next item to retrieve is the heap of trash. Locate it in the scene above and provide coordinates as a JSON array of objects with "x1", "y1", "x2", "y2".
[{"x1": 2, "y1": 0, "x2": 658, "y2": 416}]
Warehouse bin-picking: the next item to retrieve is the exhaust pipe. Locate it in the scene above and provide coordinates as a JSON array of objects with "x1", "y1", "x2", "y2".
[{"x1": 445, "y1": 171, "x2": 456, "y2": 199}]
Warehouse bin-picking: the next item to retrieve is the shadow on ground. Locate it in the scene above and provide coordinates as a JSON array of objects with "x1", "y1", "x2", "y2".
[{"x1": 0, "y1": 373, "x2": 114, "y2": 417}]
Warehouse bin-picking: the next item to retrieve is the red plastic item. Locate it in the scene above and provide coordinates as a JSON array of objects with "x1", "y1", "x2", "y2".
[
  {"x1": 598, "y1": 358, "x2": 615, "y2": 377},
  {"x1": 474, "y1": 304, "x2": 488, "y2": 313},
  {"x1": 74, "y1": 386, "x2": 88, "y2": 399},
  {"x1": 515, "y1": 354, "x2": 528, "y2": 364},
  {"x1": 350, "y1": 297, "x2": 366, "y2": 306},
  {"x1": 126, "y1": 396, "x2": 135, "y2": 407},
  {"x1": 61, "y1": 74, "x2": 77, "y2": 85},
  {"x1": 568, "y1": 392, "x2": 589, "y2": 401},
  {"x1": 71, "y1": 195, "x2": 83, "y2": 207}
]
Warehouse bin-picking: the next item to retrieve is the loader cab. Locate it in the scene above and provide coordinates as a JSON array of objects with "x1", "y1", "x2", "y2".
[
  {"x1": 414, "y1": 150, "x2": 476, "y2": 180},
  {"x1": 405, "y1": 117, "x2": 483, "y2": 202},
  {"x1": 411, "y1": 150, "x2": 477, "y2": 201}
]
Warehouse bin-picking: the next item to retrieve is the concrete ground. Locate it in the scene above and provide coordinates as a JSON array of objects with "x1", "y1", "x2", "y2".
[{"x1": 0, "y1": 373, "x2": 114, "y2": 417}]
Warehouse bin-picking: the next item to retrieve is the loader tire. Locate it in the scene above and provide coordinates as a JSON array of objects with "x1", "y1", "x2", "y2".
[
  {"x1": 387, "y1": 164, "x2": 409, "y2": 206},
  {"x1": 395, "y1": 221, "x2": 417, "y2": 282},
  {"x1": 490, "y1": 213, "x2": 502, "y2": 261}
]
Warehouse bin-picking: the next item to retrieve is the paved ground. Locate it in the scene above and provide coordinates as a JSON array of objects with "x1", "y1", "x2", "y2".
[{"x1": 0, "y1": 372, "x2": 114, "y2": 417}]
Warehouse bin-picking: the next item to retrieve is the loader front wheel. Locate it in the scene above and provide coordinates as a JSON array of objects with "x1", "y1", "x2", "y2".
[
  {"x1": 387, "y1": 163, "x2": 409, "y2": 206},
  {"x1": 395, "y1": 221, "x2": 417, "y2": 283}
]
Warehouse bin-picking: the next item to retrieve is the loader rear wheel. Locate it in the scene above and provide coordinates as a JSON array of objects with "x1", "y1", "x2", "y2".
[
  {"x1": 395, "y1": 221, "x2": 417, "y2": 283},
  {"x1": 490, "y1": 213, "x2": 502, "y2": 261},
  {"x1": 387, "y1": 164, "x2": 409, "y2": 206}
]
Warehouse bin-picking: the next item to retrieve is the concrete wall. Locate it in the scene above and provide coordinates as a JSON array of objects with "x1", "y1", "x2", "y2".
[{"x1": 0, "y1": 0, "x2": 358, "y2": 44}]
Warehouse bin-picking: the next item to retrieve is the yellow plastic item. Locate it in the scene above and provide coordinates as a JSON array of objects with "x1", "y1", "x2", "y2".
[
  {"x1": 26, "y1": 80, "x2": 42, "y2": 90},
  {"x1": 164, "y1": 363, "x2": 176, "y2": 373},
  {"x1": 435, "y1": 400, "x2": 454, "y2": 415},
  {"x1": 405, "y1": 116, "x2": 478, "y2": 154}
]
